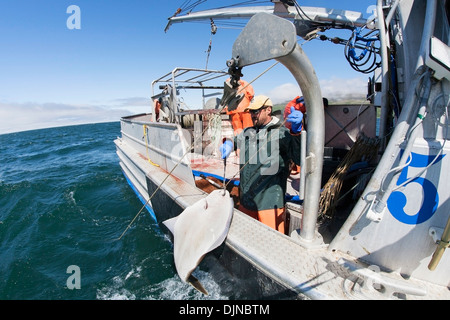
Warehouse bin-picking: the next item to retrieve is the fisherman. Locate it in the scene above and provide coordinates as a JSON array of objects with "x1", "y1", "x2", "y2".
[
  {"x1": 220, "y1": 95, "x2": 303, "y2": 234},
  {"x1": 223, "y1": 78, "x2": 254, "y2": 160},
  {"x1": 226, "y1": 79, "x2": 255, "y2": 136},
  {"x1": 153, "y1": 97, "x2": 169, "y2": 122},
  {"x1": 283, "y1": 96, "x2": 328, "y2": 175},
  {"x1": 153, "y1": 98, "x2": 162, "y2": 121},
  {"x1": 227, "y1": 79, "x2": 255, "y2": 136},
  {"x1": 283, "y1": 96, "x2": 328, "y2": 130},
  {"x1": 283, "y1": 96, "x2": 306, "y2": 176}
]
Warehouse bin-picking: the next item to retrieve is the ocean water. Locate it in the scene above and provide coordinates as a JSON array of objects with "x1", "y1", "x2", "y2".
[{"x1": 0, "y1": 122, "x2": 227, "y2": 300}]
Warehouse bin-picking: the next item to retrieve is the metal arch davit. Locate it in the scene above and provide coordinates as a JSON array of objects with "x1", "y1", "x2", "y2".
[{"x1": 230, "y1": 12, "x2": 325, "y2": 246}]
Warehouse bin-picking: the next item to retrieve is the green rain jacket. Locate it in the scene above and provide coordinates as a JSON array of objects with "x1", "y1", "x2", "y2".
[{"x1": 235, "y1": 117, "x2": 301, "y2": 212}]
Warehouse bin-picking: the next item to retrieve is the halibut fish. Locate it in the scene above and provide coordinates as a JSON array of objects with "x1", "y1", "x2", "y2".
[{"x1": 163, "y1": 189, "x2": 234, "y2": 294}]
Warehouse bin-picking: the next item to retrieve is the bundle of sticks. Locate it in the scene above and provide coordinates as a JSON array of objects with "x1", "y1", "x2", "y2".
[{"x1": 318, "y1": 133, "x2": 380, "y2": 219}]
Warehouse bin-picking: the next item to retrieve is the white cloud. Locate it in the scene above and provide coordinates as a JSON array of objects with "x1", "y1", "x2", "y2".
[
  {"x1": 0, "y1": 76, "x2": 368, "y2": 135},
  {"x1": 265, "y1": 83, "x2": 301, "y2": 104},
  {"x1": 319, "y1": 77, "x2": 367, "y2": 100},
  {"x1": 263, "y1": 77, "x2": 367, "y2": 103},
  {"x1": 111, "y1": 97, "x2": 151, "y2": 107},
  {"x1": 0, "y1": 101, "x2": 142, "y2": 135}
]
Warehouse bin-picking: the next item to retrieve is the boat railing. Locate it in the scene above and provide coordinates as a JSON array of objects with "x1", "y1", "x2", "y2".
[{"x1": 150, "y1": 67, "x2": 229, "y2": 124}]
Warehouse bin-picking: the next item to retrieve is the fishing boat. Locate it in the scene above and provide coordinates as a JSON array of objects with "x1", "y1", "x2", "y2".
[{"x1": 114, "y1": 0, "x2": 450, "y2": 299}]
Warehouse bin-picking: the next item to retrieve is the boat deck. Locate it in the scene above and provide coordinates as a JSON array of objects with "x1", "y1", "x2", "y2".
[
  {"x1": 190, "y1": 153, "x2": 240, "y2": 181},
  {"x1": 190, "y1": 152, "x2": 301, "y2": 197},
  {"x1": 116, "y1": 132, "x2": 450, "y2": 300}
]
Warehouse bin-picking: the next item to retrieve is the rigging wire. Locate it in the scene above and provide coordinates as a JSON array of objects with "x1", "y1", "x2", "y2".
[
  {"x1": 173, "y1": 0, "x2": 271, "y2": 29},
  {"x1": 291, "y1": 0, "x2": 315, "y2": 22},
  {"x1": 177, "y1": 0, "x2": 207, "y2": 14},
  {"x1": 215, "y1": 0, "x2": 270, "y2": 10},
  {"x1": 178, "y1": 0, "x2": 269, "y2": 14},
  {"x1": 290, "y1": 0, "x2": 381, "y2": 74},
  {"x1": 205, "y1": 19, "x2": 217, "y2": 69}
]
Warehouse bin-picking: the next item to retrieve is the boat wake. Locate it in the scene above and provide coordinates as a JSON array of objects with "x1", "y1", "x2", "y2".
[
  {"x1": 96, "y1": 268, "x2": 227, "y2": 300},
  {"x1": 147, "y1": 270, "x2": 228, "y2": 300}
]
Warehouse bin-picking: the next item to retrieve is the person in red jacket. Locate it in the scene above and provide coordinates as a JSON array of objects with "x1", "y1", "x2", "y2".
[
  {"x1": 283, "y1": 96, "x2": 328, "y2": 175},
  {"x1": 283, "y1": 96, "x2": 306, "y2": 130},
  {"x1": 283, "y1": 96, "x2": 328, "y2": 130},
  {"x1": 226, "y1": 79, "x2": 255, "y2": 136},
  {"x1": 283, "y1": 96, "x2": 305, "y2": 175}
]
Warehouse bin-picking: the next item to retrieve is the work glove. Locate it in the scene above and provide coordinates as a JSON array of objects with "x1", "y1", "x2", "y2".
[
  {"x1": 286, "y1": 106, "x2": 303, "y2": 133},
  {"x1": 219, "y1": 140, "x2": 233, "y2": 159}
]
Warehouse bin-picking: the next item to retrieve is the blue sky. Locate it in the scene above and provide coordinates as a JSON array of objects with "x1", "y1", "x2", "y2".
[{"x1": 0, "y1": 0, "x2": 376, "y2": 134}]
